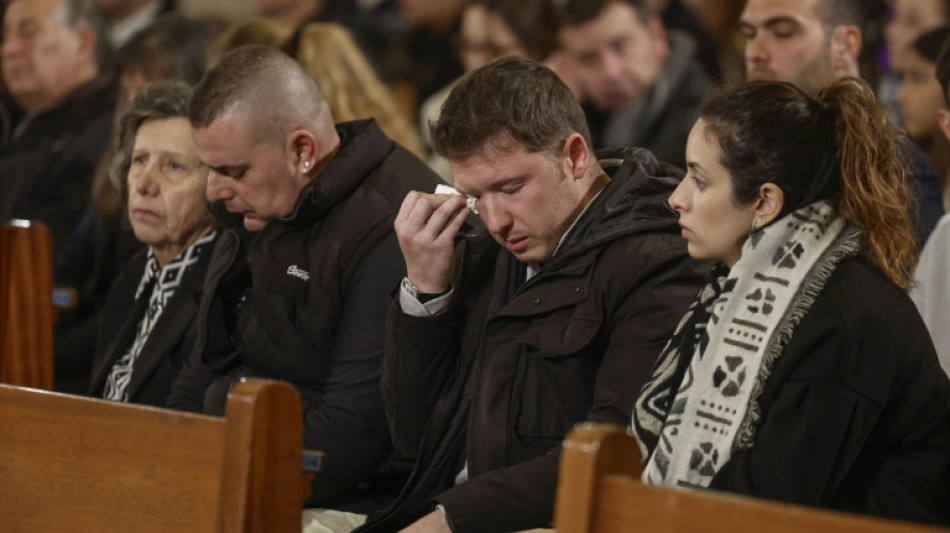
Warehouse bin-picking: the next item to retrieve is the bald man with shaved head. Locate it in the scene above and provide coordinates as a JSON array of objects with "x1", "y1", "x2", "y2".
[{"x1": 168, "y1": 45, "x2": 445, "y2": 517}]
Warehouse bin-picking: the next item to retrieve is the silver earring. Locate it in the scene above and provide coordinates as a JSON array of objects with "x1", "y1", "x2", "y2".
[
  {"x1": 751, "y1": 217, "x2": 762, "y2": 234},
  {"x1": 303, "y1": 161, "x2": 311, "y2": 170}
]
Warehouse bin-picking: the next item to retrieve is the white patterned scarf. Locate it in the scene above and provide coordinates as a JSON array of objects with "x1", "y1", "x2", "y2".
[
  {"x1": 103, "y1": 231, "x2": 217, "y2": 402},
  {"x1": 632, "y1": 201, "x2": 861, "y2": 488}
]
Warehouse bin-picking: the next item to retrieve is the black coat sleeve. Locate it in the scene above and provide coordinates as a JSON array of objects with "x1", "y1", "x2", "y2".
[
  {"x1": 165, "y1": 336, "x2": 218, "y2": 413},
  {"x1": 382, "y1": 299, "x2": 464, "y2": 461}
]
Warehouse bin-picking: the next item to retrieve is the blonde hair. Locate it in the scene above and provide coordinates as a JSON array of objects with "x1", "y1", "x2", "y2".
[
  {"x1": 209, "y1": 18, "x2": 293, "y2": 63},
  {"x1": 821, "y1": 79, "x2": 918, "y2": 289},
  {"x1": 211, "y1": 19, "x2": 426, "y2": 159}
]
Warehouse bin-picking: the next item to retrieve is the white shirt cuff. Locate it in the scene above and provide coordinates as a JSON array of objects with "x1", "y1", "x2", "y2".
[{"x1": 399, "y1": 284, "x2": 454, "y2": 317}]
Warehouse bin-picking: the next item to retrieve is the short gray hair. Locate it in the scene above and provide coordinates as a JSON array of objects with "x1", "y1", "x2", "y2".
[
  {"x1": 112, "y1": 79, "x2": 193, "y2": 193},
  {"x1": 189, "y1": 44, "x2": 331, "y2": 145}
]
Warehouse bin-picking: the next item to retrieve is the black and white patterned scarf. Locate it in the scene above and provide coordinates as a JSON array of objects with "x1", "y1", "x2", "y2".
[
  {"x1": 632, "y1": 201, "x2": 861, "y2": 488},
  {"x1": 103, "y1": 231, "x2": 217, "y2": 402}
]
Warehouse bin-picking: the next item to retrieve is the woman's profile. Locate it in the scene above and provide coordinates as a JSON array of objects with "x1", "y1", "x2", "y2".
[{"x1": 633, "y1": 77, "x2": 950, "y2": 524}]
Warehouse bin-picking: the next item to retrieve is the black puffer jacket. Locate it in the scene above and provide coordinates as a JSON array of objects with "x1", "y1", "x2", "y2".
[{"x1": 168, "y1": 119, "x2": 444, "y2": 509}]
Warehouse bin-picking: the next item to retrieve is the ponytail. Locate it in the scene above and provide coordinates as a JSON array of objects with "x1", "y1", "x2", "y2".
[{"x1": 817, "y1": 77, "x2": 918, "y2": 289}]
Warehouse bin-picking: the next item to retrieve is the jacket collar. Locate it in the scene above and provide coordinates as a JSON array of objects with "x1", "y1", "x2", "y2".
[
  {"x1": 7, "y1": 75, "x2": 118, "y2": 143},
  {"x1": 551, "y1": 147, "x2": 683, "y2": 265},
  {"x1": 284, "y1": 118, "x2": 391, "y2": 227},
  {"x1": 209, "y1": 119, "x2": 392, "y2": 234}
]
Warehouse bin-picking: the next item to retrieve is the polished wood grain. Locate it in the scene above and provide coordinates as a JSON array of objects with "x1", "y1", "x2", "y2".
[
  {"x1": 0, "y1": 378, "x2": 306, "y2": 532},
  {"x1": 554, "y1": 423, "x2": 947, "y2": 533},
  {"x1": 0, "y1": 220, "x2": 54, "y2": 389}
]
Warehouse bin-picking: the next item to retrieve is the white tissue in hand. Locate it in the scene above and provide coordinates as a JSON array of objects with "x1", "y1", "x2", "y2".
[{"x1": 434, "y1": 184, "x2": 478, "y2": 214}]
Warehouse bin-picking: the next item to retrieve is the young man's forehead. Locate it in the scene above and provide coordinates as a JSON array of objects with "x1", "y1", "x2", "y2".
[
  {"x1": 453, "y1": 145, "x2": 558, "y2": 187},
  {"x1": 742, "y1": 0, "x2": 825, "y2": 24}
]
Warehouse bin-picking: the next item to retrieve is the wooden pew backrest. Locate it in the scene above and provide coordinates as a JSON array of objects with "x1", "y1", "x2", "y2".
[
  {"x1": 0, "y1": 378, "x2": 304, "y2": 533},
  {"x1": 0, "y1": 220, "x2": 54, "y2": 389},
  {"x1": 555, "y1": 423, "x2": 948, "y2": 533}
]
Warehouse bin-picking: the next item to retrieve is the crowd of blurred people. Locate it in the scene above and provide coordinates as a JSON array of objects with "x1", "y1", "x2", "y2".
[{"x1": 1, "y1": 0, "x2": 950, "y2": 531}]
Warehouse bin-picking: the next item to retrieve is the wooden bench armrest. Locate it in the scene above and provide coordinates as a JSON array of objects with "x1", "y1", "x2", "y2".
[
  {"x1": 0, "y1": 220, "x2": 54, "y2": 389},
  {"x1": 554, "y1": 423, "x2": 642, "y2": 533},
  {"x1": 554, "y1": 422, "x2": 948, "y2": 533},
  {"x1": 0, "y1": 377, "x2": 308, "y2": 532},
  {"x1": 218, "y1": 378, "x2": 306, "y2": 533}
]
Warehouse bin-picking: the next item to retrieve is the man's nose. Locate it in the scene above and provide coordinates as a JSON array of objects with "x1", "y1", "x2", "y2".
[
  {"x1": 745, "y1": 33, "x2": 768, "y2": 67},
  {"x1": 1, "y1": 34, "x2": 23, "y2": 59},
  {"x1": 205, "y1": 170, "x2": 227, "y2": 202},
  {"x1": 478, "y1": 195, "x2": 511, "y2": 234},
  {"x1": 600, "y1": 52, "x2": 626, "y2": 81}
]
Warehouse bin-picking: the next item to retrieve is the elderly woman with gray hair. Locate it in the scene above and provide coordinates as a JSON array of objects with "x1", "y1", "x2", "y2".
[{"x1": 89, "y1": 80, "x2": 218, "y2": 406}]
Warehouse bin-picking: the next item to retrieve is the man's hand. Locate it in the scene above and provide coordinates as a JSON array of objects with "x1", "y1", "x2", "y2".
[
  {"x1": 395, "y1": 192, "x2": 470, "y2": 294},
  {"x1": 399, "y1": 510, "x2": 453, "y2": 533}
]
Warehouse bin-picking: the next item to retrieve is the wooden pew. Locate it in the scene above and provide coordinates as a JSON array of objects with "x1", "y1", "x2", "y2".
[
  {"x1": 0, "y1": 378, "x2": 307, "y2": 532},
  {"x1": 554, "y1": 423, "x2": 948, "y2": 533},
  {"x1": 0, "y1": 220, "x2": 54, "y2": 389}
]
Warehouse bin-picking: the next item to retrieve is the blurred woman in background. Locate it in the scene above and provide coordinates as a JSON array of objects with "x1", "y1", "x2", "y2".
[{"x1": 897, "y1": 26, "x2": 950, "y2": 208}]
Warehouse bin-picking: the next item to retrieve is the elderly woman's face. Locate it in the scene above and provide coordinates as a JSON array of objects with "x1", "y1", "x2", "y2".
[{"x1": 127, "y1": 117, "x2": 210, "y2": 265}]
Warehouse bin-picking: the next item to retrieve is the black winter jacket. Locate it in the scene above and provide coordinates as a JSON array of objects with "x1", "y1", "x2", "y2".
[
  {"x1": 359, "y1": 149, "x2": 710, "y2": 532},
  {"x1": 709, "y1": 257, "x2": 950, "y2": 525},
  {"x1": 167, "y1": 120, "x2": 444, "y2": 509},
  {"x1": 0, "y1": 76, "x2": 117, "y2": 254}
]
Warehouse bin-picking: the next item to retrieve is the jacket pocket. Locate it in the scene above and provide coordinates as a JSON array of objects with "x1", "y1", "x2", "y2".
[{"x1": 510, "y1": 315, "x2": 604, "y2": 446}]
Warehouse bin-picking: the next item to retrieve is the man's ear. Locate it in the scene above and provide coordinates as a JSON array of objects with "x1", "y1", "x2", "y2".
[
  {"x1": 286, "y1": 129, "x2": 320, "y2": 180},
  {"x1": 831, "y1": 25, "x2": 862, "y2": 76},
  {"x1": 647, "y1": 16, "x2": 670, "y2": 60},
  {"x1": 74, "y1": 25, "x2": 97, "y2": 66},
  {"x1": 938, "y1": 108, "x2": 950, "y2": 143},
  {"x1": 561, "y1": 132, "x2": 591, "y2": 181},
  {"x1": 754, "y1": 183, "x2": 784, "y2": 225}
]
